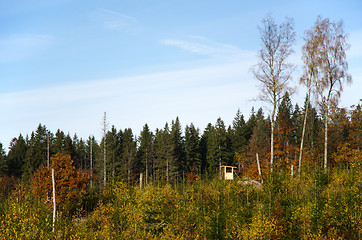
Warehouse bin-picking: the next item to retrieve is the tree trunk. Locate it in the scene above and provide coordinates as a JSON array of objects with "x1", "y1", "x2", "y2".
[
  {"x1": 145, "y1": 152, "x2": 148, "y2": 186},
  {"x1": 113, "y1": 166, "x2": 115, "y2": 185},
  {"x1": 52, "y1": 168, "x2": 56, "y2": 233},
  {"x1": 128, "y1": 150, "x2": 131, "y2": 184},
  {"x1": 256, "y1": 153, "x2": 263, "y2": 183},
  {"x1": 299, "y1": 93, "x2": 310, "y2": 176},
  {"x1": 90, "y1": 137, "x2": 93, "y2": 188},
  {"x1": 47, "y1": 132, "x2": 50, "y2": 168},
  {"x1": 166, "y1": 159, "x2": 169, "y2": 183},
  {"x1": 271, "y1": 106, "x2": 275, "y2": 173},
  {"x1": 286, "y1": 140, "x2": 290, "y2": 164},
  {"x1": 103, "y1": 112, "x2": 107, "y2": 188},
  {"x1": 140, "y1": 173, "x2": 143, "y2": 190},
  {"x1": 324, "y1": 105, "x2": 328, "y2": 172}
]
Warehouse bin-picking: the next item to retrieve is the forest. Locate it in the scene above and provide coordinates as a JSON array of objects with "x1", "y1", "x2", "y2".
[{"x1": 0, "y1": 16, "x2": 361, "y2": 239}]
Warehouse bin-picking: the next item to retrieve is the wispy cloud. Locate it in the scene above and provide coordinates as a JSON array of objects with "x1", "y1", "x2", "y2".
[
  {"x1": 95, "y1": 8, "x2": 140, "y2": 34},
  {"x1": 98, "y1": 8, "x2": 137, "y2": 22},
  {"x1": 160, "y1": 36, "x2": 254, "y2": 60},
  {"x1": 0, "y1": 59, "x2": 257, "y2": 146},
  {"x1": 0, "y1": 34, "x2": 54, "y2": 63}
]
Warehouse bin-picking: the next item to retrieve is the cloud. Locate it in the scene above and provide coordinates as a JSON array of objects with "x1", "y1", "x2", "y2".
[
  {"x1": 95, "y1": 8, "x2": 140, "y2": 34},
  {"x1": 160, "y1": 36, "x2": 254, "y2": 60},
  {"x1": 98, "y1": 8, "x2": 137, "y2": 22},
  {"x1": 0, "y1": 34, "x2": 54, "y2": 63},
  {"x1": 0, "y1": 59, "x2": 258, "y2": 147}
]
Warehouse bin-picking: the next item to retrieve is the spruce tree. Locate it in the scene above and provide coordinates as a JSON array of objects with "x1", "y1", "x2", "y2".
[
  {"x1": 171, "y1": 117, "x2": 186, "y2": 175},
  {"x1": 153, "y1": 124, "x2": 176, "y2": 183},
  {"x1": 0, "y1": 142, "x2": 7, "y2": 175},
  {"x1": 63, "y1": 134, "x2": 75, "y2": 157},
  {"x1": 205, "y1": 118, "x2": 229, "y2": 176},
  {"x1": 106, "y1": 126, "x2": 121, "y2": 183},
  {"x1": 137, "y1": 124, "x2": 154, "y2": 185},
  {"x1": 22, "y1": 124, "x2": 48, "y2": 179},
  {"x1": 7, "y1": 135, "x2": 28, "y2": 177},
  {"x1": 185, "y1": 123, "x2": 201, "y2": 173},
  {"x1": 200, "y1": 123, "x2": 213, "y2": 175},
  {"x1": 249, "y1": 108, "x2": 270, "y2": 167},
  {"x1": 122, "y1": 128, "x2": 137, "y2": 183},
  {"x1": 53, "y1": 129, "x2": 65, "y2": 154},
  {"x1": 232, "y1": 109, "x2": 248, "y2": 154},
  {"x1": 275, "y1": 92, "x2": 295, "y2": 169}
]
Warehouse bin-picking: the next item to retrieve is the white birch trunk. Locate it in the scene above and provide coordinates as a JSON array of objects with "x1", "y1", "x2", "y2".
[
  {"x1": 90, "y1": 137, "x2": 93, "y2": 188},
  {"x1": 256, "y1": 153, "x2": 263, "y2": 183},
  {"x1": 52, "y1": 168, "x2": 56, "y2": 233},
  {"x1": 324, "y1": 105, "x2": 328, "y2": 172},
  {"x1": 299, "y1": 93, "x2": 310, "y2": 176},
  {"x1": 270, "y1": 114, "x2": 275, "y2": 173},
  {"x1": 140, "y1": 173, "x2": 143, "y2": 189},
  {"x1": 103, "y1": 112, "x2": 107, "y2": 188},
  {"x1": 47, "y1": 132, "x2": 50, "y2": 168}
]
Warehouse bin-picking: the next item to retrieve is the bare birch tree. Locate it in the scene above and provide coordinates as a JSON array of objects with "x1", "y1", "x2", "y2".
[
  {"x1": 307, "y1": 17, "x2": 352, "y2": 172},
  {"x1": 251, "y1": 15, "x2": 296, "y2": 172},
  {"x1": 299, "y1": 24, "x2": 322, "y2": 175}
]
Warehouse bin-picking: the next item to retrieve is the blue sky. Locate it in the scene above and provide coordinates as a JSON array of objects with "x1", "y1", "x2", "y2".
[{"x1": 1, "y1": 0, "x2": 362, "y2": 148}]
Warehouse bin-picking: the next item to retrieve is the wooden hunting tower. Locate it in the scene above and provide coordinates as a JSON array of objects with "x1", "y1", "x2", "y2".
[{"x1": 220, "y1": 165, "x2": 237, "y2": 180}]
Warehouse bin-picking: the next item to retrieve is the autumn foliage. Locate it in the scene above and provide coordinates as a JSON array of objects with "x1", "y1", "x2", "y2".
[{"x1": 32, "y1": 152, "x2": 89, "y2": 205}]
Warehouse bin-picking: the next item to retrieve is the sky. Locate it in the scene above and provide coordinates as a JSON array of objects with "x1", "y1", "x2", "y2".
[{"x1": 1, "y1": 0, "x2": 362, "y2": 149}]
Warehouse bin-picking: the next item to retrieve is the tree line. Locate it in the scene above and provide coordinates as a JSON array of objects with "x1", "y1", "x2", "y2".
[{"x1": 0, "y1": 95, "x2": 361, "y2": 186}]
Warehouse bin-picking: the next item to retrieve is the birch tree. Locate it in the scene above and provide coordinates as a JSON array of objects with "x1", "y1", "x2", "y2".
[
  {"x1": 307, "y1": 17, "x2": 352, "y2": 172},
  {"x1": 251, "y1": 15, "x2": 296, "y2": 172},
  {"x1": 299, "y1": 21, "x2": 322, "y2": 175}
]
